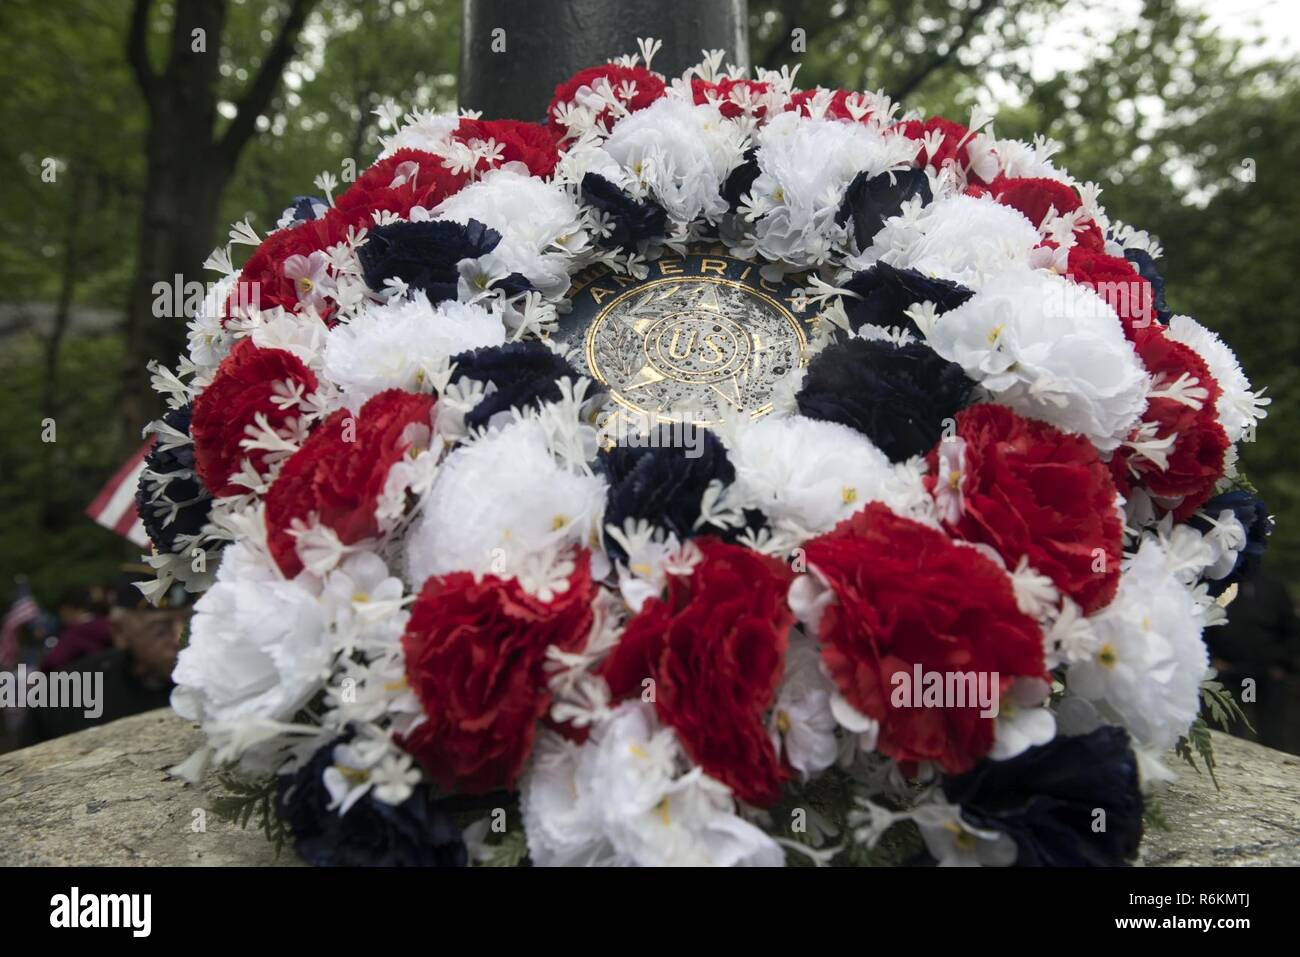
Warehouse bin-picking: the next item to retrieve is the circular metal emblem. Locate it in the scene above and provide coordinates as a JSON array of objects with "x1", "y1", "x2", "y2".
[{"x1": 555, "y1": 250, "x2": 814, "y2": 426}]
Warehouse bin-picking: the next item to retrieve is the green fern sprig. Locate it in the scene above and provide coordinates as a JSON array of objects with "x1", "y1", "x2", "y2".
[
  {"x1": 210, "y1": 771, "x2": 291, "y2": 858},
  {"x1": 1201, "y1": 678, "x2": 1253, "y2": 733},
  {"x1": 1175, "y1": 717, "x2": 1220, "y2": 790}
]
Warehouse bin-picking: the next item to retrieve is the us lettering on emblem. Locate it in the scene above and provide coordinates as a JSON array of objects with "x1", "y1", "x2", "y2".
[{"x1": 557, "y1": 250, "x2": 815, "y2": 427}]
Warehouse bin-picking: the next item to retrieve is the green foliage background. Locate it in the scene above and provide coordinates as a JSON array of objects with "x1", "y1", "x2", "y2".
[{"x1": 0, "y1": 0, "x2": 1296, "y2": 609}]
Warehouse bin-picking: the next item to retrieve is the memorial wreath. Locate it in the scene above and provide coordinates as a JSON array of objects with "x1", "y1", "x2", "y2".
[{"x1": 137, "y1": 40, "x2": 1272, "y2": 866}]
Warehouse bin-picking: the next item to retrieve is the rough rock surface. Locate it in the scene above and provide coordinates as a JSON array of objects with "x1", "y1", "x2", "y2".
[
  {"x1": 0, "y1": 709, "x2": 293, "y2": 866},
  {"x1": 1, "y1": 708, "x2": 1296, "y2": 865},
  {"x1": 1138, "y1": 733, "x2": 1300, "y2": 866}
]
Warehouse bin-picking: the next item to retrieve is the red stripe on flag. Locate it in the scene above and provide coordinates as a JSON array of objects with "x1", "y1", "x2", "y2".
[
  {"x1": 86, "y1": 441, "x2": 150, "y2": 518},
  {"x1": 86, "y1": 440, "x2": 153, "y2": 544},
  {"x1": 1, "y1": 596, "x2": 40, "y2": 669}
]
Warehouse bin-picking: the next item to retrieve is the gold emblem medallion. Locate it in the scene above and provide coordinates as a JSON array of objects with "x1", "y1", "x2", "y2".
[{"x1": 557, "y1": 250, "x2": 815, "y2": 426}]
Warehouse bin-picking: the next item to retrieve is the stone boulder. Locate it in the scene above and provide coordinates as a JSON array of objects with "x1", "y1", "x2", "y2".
[
  {"x1": 0, "y1": 709, "x2": 291, "y2": 866},
  {"x1": 1, "y1": 708, "x2": 1296, "y2": 866}
]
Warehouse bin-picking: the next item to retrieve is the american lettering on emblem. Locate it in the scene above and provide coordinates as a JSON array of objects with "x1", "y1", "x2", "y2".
[{"x1": 556, "y1": 251, "x2": 813, "y2": 426}]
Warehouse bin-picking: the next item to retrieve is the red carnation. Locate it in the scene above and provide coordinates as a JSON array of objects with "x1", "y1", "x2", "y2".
[
  {"x1": 1110, "y1": 328, "x2": 1228, "y2": 520},
  {"x1": 400, "y1": 553, "x2": 596, "y2": 793},
  {"x1": 1066, "y1": 246, "x2": 1156, "y2": 336},
  {"x1": 452, "y1": 118, "x2": 563, "y2": 178},
  {"x1": 692, "y1": 76, "x2": 770, "y2": 118},
  {"x1": 228, "y1": 151, "x2": 469, "y2": 326},
  {"x1": 1073, "y1": 222, "x2": 1106, "y2": 253},
  {"x1": 547, "y1": 64, "x2": 666, "y2": 128},
  {"x1": 785, "y1": 87, "x2": 869, "y2": 122},
  {"x1": 925, "y1": 404, "x2": 1123, "y2": 615},
  {"x1": 990, "y1": 175, "x2": 1079, "y2": 225},
  {"x1": 896, "y1": 116, "x2": 991, "y2": 185},
  {"x1": 264, "y1": 389, "x2": 435, "y2": 577},
  {"x1": 989, "y1": 175, "x2": 1105, "y2": 252},
  {"x1": 191, "y1": 340, "x2": 319, "y2": 497},
  {"x1": 600, "y1": 537, "x2": 793, "y2": 806},
  {"x1": 804, "y1": 503, "x2": 1045, "y2": 774},
  {"x1": 333, "y1": 148, "x2": 470, "y2": 231},
  {"x1": 226, "y1": 213, "x2": 353, "y2": 323}
]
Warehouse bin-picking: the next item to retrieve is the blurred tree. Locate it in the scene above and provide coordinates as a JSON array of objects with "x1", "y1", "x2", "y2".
[
  {"x1": 0, "y1": 1, "x2": 145, "y2": 548},
  {"x1": 0, "y1": 0, "x2": 459, "y2": 605},
  {"x1": 224, "y1": 0, "x2": 459, "y2": 227},
  {"x1": 749, "y1": 0, "x2": 1070, "y2": 110},
  {"x1": 0, "y1": 331, "x2": 138, "y2": 601},
  {"x1": 121, "y1": 0, "x2": 318, "y2": 436}
]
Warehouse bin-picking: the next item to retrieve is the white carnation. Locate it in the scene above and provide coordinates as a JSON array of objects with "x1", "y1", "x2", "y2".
[
  {"x1": 404, "y1": 418, "x2": 607, "y2": 591},
  {"x1": 521, "y1": 702, "x2": 784, "y2": 867},
  {"x1": 722, "y1": 415, "x2": 933, "y2": 538},
  {"x1": 857, "y1": 193, "x2": 1041, "y2": 288},
  {"x1": 747, "y1": 111, "x2": 915, "y2": 268},
  {"x1": 323, "y1": 292, "x2": 505, "y2": 412},
  {"x1": 603, "y1": 97, "x2": 747, "y2": 225},
  {"x1": 927, "y1": 269, "x2": 1148, "y2": 450},
  {"x1": 1066, "y1": 538, "x2": 1208, "y2": 756},
  {"x1": 171, "y1": 541, "x2": 333, "y2": 730}
]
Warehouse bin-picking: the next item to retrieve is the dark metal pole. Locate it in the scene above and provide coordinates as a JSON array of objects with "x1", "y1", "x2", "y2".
[{"x1": 459, "y1": 0, "x2": 749, "y2": 121}]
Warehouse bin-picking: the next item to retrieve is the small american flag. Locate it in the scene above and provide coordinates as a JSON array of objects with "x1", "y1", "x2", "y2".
[
  {"x1": 1, "y1": 580, "x2": 41, "y2": 669},
  {"x1": 85, "y1": 440, "x2": 152, "y2": 549}
]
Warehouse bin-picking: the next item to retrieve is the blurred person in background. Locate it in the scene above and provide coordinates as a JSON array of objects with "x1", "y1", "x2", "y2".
[
  {"x1": 19, "y1": 566, "x2": 190, "y2": 747},
  {"x1": 87, "y1": 582, "x2": 113, "y2": 617},
  {"x1": 39, "y1": 586, "x2": 113, "y2": 672}
]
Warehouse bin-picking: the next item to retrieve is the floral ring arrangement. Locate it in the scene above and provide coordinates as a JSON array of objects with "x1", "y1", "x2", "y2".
[{"x1": 138, "y1": 40, "x2": 1272, "y2": 867}]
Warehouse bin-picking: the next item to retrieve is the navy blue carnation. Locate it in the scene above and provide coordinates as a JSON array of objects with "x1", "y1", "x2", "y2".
[
  {"x1": 836, "y1": 168, "x2": 932, "y2": 252},
  {"x1": 721, "y1": 148, "x2": 760, "y2": 212},
  {"x1": 582, "y1": 173, "x2": 668, "y2": 249},
  {"x1": 276, "y1": 737, "x2": 467, "y2": 867},
  {"x1": 135, "y1": 404, "x2": 213, "y2": 555},
  {"x1": 796, "y1": 337, "x2": 975, "y2": 461},
  {"x1": 284, "y1": 195, "x2": 327, "y2": 223},
  {"x1": 1191, "y1": 489, "x2": 1274, "y2": 596},
  {"x1": 941, "y1": 726, "x2": 1144, "y2": 867},
  {"x1": 1123, "y1": 248, "x2": 1172, "y2": 325},
  {"x1": 841, "y1": 262, "x2": 973, "y2": 336},
  {"x1": 449, "y1": 341, "x2": 597, "y2": 432},
  {"x1": 358, "y1": 218, "x2": 505, "y2": 303},
  {"x1": 485, "y1": 271, "x2": 535, "y2": 298},
  {"x1": 598, "y1": 427, "x2": 754, "y2": 561}
]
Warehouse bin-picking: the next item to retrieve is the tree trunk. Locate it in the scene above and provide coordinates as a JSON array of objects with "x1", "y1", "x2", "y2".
[
  {"x1": 120, "y1": 127, "x2": 231, "y2": 441},
  {"x1": 121, "y1": 0, "x2": 230, "y2": 447},
  {"x1": 459, "y1": 0, "x2": 750, "y2": 120},
  {"x1": 39, "y1": 172, "x2": 88, "y2": 529},
  {"x1": 120, "y1": 0, "x2": 316, "y2": 448}
]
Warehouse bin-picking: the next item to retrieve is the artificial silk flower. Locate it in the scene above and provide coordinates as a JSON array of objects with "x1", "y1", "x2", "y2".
[{"x1": 144, "y1": 45, "x2": 1268, "y2": 869}]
